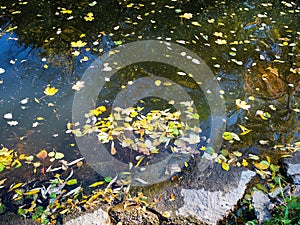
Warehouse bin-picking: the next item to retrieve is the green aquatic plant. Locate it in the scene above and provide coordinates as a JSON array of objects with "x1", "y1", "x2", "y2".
[{"x1": 265, "y1": 196, "x2": 300, "y2": 225}]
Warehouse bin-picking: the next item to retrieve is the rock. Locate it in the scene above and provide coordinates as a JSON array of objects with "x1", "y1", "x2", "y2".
[
  {"x1": 109, "y1": 204, "x2": 160, "y2": 225},
  {"x1": 0, "y1": 212, "x2": 40, "y2": 225},
  {"x1": 65, "y1": 207, "x2": 110, "y2": 225},
  {"x1": 282, "y1": 151, "x2": 300, "y2": 196},
  {"x1": 252, "y1": 190, "x2": 272, "y2": 223},
  {"x1": 176, "y1": 163, "x2": 256, "y2": 225},
  {"x1": 143, "y1": 157, "x2": 256, "y2": 225}
]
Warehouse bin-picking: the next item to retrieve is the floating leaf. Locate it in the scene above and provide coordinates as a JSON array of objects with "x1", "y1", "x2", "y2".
[
  {"x1": 34, "y1": 97, "x2": 40, "y2": 103},
  {"x1": 0, "y1": 163, "x2": 5, "y2": 172},
  {"x1": 60, "y1": 9, "x2": 72, "y2": 14},
  {"x1": 215, "y1": 39, "x2": 227, "y2": 45},
  {"x1": 238, "y1": 124, "x2": 251, "y2": 135},
  {"x1": 248, "y1": 154, "x2": 260, "y2": 160},
  {"x1": 24, "y1": 188, "x2": 40, "y2": 195},
  {"x1": 89, "y1": 1, "x2": 97, "y2": 6},
  {"x1": 222, "y1": 162, "x2": 230, "y2": 171},
  {"x1": 36, "y1": 149, "x2": 47, "y2": 160},
  {"x1": 191, "y1": 21, "x2": 201, "y2": 26},
  {"x1": 66, "y1": 179, "x2": 77, "y2": 186},
  {"x1": 8, "y1": 182, "x2": 23, "y2": 192},
  {"x1": 236, "y1": 99, "x2": 250, "y2": 110},
  {"x1": 84, "y1": 12, "x2": 94, "y2": 21},
  {"x1": 222, "y1": 132, "x2": 240, "y2": 141},
  {"x1": 89, "y1": 181, "x2": 105, "y2": 187},
  {"x1": 254, "y1": 160, "x2": 270, "y2": 170},
  {"x1": 104, "y1": 177, "x2": 112, "y2": 183},
  {"x1": 7, "y1": 121, "x2": 18, "y2": 126},
  {"x1": 71, "y1": 40, "x2": 87, "y2": 48},
  {"x1": 20, "y1": 98, "x2": 29, "y2": 105},
  {"x1": 242, "y1": 159, "x2": 249, "y2": 167},
  {"x1": 48, "y1": 151, "x2": 55, "y2": 158},
  {"x1": 179, "y1": 13, "x2": 193, "y2": 19},
  {"x1": 44, "y1": 86, "x2": 58, "y2": 96},
  {"x1": 4, "y1": 113, "x2": 13, "y2": 119},
  {"x1": 54, "y1": 152, "x2": 64, "y2": 160}
]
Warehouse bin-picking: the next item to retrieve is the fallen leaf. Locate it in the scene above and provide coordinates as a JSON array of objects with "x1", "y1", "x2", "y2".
[
  {"x1": 222, "y1": 161, "x2": 230, "y2": 171},
  {"x1": 36, "y1": 149, "x2": 47, "y2": 160},
  {"x1": 89, "y1": 181, "x2": 105, "y2": 187},
  {"x1": 254, "y1": 160, "x2": 270, "y2": 170},
  {"x1": 44, "y1": 86, "x2": 58, "y2": 96}
]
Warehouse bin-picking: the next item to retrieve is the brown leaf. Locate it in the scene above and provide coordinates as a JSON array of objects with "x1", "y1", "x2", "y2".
[{"x1": 36, "y1": 149, "x2": 47, "y2": 160}]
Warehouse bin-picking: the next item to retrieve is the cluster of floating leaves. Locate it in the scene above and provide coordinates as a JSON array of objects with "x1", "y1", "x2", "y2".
[
  {"x1": 0, "y1": 146, "x2": 31, "y2": 173},
  {"x1": 205, "y1": 124, "x2": 300, "y2": 181},
  {"x1": 71, "y1": 101, "x2": 202, "y2": 158},
  {"x1": 0, "y1": 146, "x2": 134, "y2": 225}
]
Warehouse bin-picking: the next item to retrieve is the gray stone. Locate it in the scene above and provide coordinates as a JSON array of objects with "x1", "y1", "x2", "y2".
[
  {"x1": 282, "y1": 151, "x2": 300, "y2": 196},
  {"x1": 65, "y1": 207, "x2": 110, "y2": 225},
  {"x1": 176, "y1": 169, "x2": 256, "y2": 225},
  {"x1": 252, "y1": 190, "x2": 272, "y2": 223},
  {"x1": 142, "y1": 157, "x2": 256, "y2": 225}
]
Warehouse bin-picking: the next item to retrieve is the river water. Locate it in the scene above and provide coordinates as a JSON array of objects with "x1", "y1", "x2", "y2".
[{"x1": 0, "y1": 0, "x2": 299, "y2": 219}]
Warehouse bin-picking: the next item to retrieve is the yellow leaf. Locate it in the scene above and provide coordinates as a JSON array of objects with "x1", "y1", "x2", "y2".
[
  {"x1": 71, "y1": 40, "x2": 87, "y2": 48},
  {"x1": 66, "y1": 179, "x2": 77, "y2": 185},
  {"x1": 44, "y1": 86, "x2": 58, "y2": 96},
  {"x1": 179, "y1": 13, "x2": 193, "y2": 19},
  {"x1": 222, "y1": 162, "x2": 230, "y2": 171},
  {"x1": 11, "y1": 159, "x2": 21, "y2": 168},
  {"x1": 238, "y1": 124, "x2": 252, "y2": 135},
  {"x1": 242, "y1": 159, "x2": 249, "y2": 167},
  {"x1": 60, "y1": 9, "x2": 72, "y2": 14},
  {"x1": 254, "y1": 160, "x2": 270, "y2": 170},
  {"x1": 9, "y1": 182, "x2": 23, "y2": 192},
  {"x1": 0, "y1": 178, "x2": 7, "y2": 186},
  {"x1": 89, "y1": 181, "x2": 105, "y2": 187},
  {"x1": 84, "y1": 12, "x2": 94, "y2": 21},
  {"x1": 135, "y1": 156, "x2": 145, "y2": 167},
  {"x1": 24, "y1": 188, "x2": 40, "y2": 195},
  {"x1": 191, "y1": 21, "x2": 201, "y2": 26},
  {"x1": 34, "y1": 97, "x2": 40, "y2": 103}
]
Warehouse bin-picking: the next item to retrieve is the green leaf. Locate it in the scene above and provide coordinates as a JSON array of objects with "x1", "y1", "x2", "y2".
[
  {"x1": 54, "y1": 152, "x2": 64, "y2": 160},
  {"x1": 222, "y1": 132, "x2": 233, "y2": 141},
  {"x1": 104, "y1": 177, "x2": 112, "y2": 183},
  {"x1": 0, "y1": 163, "x2": 5, "y2": 172},
  {"x1": 114, "y1": 40, "x2": 123, "y2": 45}
]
